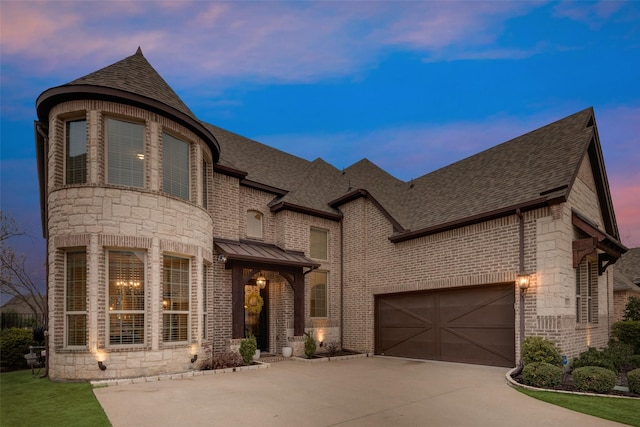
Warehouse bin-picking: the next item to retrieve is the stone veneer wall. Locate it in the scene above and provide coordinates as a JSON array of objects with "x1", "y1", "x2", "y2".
[{"x1": 46, "y1": 100, "x2": 214, "y2": 380}]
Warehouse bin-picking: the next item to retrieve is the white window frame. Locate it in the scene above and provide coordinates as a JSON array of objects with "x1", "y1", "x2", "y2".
[
  {"x1": 309, "y1": 270, "x2": 328, "y2": 318},
  {"x1": 162, "y1": 132, "x2": 190, "y2": 200},
  {"x1": 65, "y1": 250, "x2": 87, "y2": 347},
  {"x1": 65, "y1": 118, "x2": 87, "y2": 185},
  {"x1": 310, "y1": 227, "x2": 328, "y2": 260},
  {"x1": 106, "y1": 118, "x2": 145, "y2": 188},
  {"x1": 246, "y1": 210, "x2": 263, "y2": 239},
  {"x1": 162, "y1": 255, "x2": 190, "y2": 343},
  {"x1": 107, "y1": 250, "x2": 146, "y2": 346}
]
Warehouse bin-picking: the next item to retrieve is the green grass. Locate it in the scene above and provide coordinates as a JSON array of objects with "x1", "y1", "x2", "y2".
[
  {"x1": 517, "y1": 387, "x2": 640, "y2": 427},
  {"x1": 0, "y1": 370, "x2": 111, "y2": 427}
]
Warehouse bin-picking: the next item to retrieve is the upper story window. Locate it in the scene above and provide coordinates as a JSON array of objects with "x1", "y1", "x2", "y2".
[
  {"x1": 162, "y1": 133, "x2": 190, "y2": 200},
  {"x1": 107, "y1": 118, "x2": 145, "y2": 188},
  {"x1": 310, "y1": 228, "x2": 328, "y2": 260},
  {"x1": 202, "y1": 158, "x2": 211, "y2": 209},
  {"x1": 247, "y1": 210, "x2": 263, "y2": 239},
  {"x1": 65, "y1": 119, "x2": 87, "y2": 185}
]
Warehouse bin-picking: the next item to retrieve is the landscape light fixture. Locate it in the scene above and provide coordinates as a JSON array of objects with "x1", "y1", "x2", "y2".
[
  {"x1": 98, "y1": 361, "x2": 107, "y2": 371},
  {"x1": 191, "y1": 354, "x2": 198, "y2": 364}
]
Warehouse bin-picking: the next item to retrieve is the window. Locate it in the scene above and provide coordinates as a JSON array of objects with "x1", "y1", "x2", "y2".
[
  {"x1": 310, "y1": 271, "x2": 327, "y2": 318},
  {"x1": 108, "y1": 251, "x2": 145, "y2": 345},
  {"x1": 66, "y1": 251, "x2": 87, "y2": 346},
  {"x1": 107, "y1": 118, "x2": 144, "y2": 188},
  {"x1": 310, "y1": 228, "x2": 328, "y2": 260},
  {"x1": 576, "y1": 258, "x2": 598, "y2": 324},
  {"x1": 163, "y1": 256, "x2": 189, "y2": 342},
  {"x1": 163, "y1": 133, "x2": 189, "y2": 200},
  {"x1": 202, "y1": 264, "x2": 209, "y2": 339},
  {"x1": 65, "y1": 119, "x2": 87, "y2": 184},
  {"x1": 202, "y1": 158, "x2": 210, "y2": 209},
  {"x1": 246, "y1": 210, "x2": 263, "y2": 239}
]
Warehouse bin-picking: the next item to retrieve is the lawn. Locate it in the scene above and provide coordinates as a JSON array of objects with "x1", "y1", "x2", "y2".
[
  {"x1": 0, "y1": 370, "x2": 111, "y2": 427},
  {"x1": 518, "y1": 387, "x2": 640, "y2": 427}
]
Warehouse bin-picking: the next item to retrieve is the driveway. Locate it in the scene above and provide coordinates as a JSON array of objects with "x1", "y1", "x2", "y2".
[{"x1": 93, "y1": 356, "x2": 626, "y2": 427}]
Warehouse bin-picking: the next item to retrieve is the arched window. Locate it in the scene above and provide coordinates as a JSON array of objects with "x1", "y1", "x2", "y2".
[{"x1": 247, "y1": 210, "x2": 263, "y2": 239}]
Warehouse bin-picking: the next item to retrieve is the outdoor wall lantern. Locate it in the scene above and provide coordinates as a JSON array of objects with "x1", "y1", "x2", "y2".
[
  {"x1": 516, "y1": 273, "x2": 530, "y2": 291},
  {"x1": 256, "y1": 273, "x2": 267, "y2": 289},
  {"x1": 191, "y1": 354, "x2": 198, "y2": 364},
  {"x1": 98, "y1": 361, "x2": 107, "y2": 371},
  {"x1": 217, "y1": 254, "x2": 227, "y2": 263}
]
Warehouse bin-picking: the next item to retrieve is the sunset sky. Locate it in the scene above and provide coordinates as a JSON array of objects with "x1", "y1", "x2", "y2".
[{"x1": 1, "y1": 1, "x2": 639, "y2": 293}]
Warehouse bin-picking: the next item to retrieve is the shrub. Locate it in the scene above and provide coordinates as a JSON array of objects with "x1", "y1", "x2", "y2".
[
  {"x1": 304, "y1": 331, "x2": 316, "y2": 359},
  {"x1": 522, "y1": 336, "x2": 562, "y2": 367},
  {"x1": 571, "y1": 347, "x2": 615, "y2": 372},
  {"x1": 210, "y1": 352, "x2": 244, "y2": 370},
  {"x1": 239, "y1": 333, "x2": 257, "y2": 365},
  {"x1": 326, "y1": 341, "x2": 340, "y2": 356},
  {"x1": 611, "y1": 321, "x2": 640, "y2": 354},
  {"x1": 628, "y1": 354, "x2": 640, "y2": 370},
  {"x1": 628, "y1": 368, "x2": 640, "y2": 394},
  {"x1": 0, "y1": 328, "x2": 34, "y2": 368},
  {"x1": 572, "y1": 366, "x2": 616, "y2": 393},
  {"x1": 522, "y1": 362, "x2": 562, "y2": 388},
  {"x1": 623, "y1": 296, "x2": 640, "y2": 321},
  {"x1": 604, "y1": 341, "x2": 634, "y2": 371}
]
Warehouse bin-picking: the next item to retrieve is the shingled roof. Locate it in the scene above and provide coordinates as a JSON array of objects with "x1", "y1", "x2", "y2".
[{"x1": 36, "y1": 50, "x2": 624, "y2": 247}]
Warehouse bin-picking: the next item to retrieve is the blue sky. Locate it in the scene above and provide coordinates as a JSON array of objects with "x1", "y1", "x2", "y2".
[{"x1": 1, "y1": 1, "x2": 639, "y2": 292}]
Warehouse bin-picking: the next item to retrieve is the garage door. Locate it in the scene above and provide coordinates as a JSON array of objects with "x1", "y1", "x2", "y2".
[{"x1": 375, "y1": 284, "x2": 515, "y2": 367}]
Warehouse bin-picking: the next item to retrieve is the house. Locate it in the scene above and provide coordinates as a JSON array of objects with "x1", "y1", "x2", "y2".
[
  {"x1": 613, "y1": 248, "x2": 640, "y2": 321},
  {"x1": 0, "y1": 295, "x2": 46, "y2": 329},
  {"x1": 35, "y1": 48, "x2": 627, "y2": 380}
]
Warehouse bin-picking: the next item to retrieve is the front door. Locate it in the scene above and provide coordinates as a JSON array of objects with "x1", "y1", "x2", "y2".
[{"x1": 244, "y1": 283, "x2": 269, "y2": 351}]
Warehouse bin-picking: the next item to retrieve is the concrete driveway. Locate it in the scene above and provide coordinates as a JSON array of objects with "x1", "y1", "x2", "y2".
[{"x1": 93, "y1": 356, "x2": 627, "y2": 427}]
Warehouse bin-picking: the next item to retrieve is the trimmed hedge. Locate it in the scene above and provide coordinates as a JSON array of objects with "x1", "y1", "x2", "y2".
[
  {"x1": 572, "y1": 366, "x2": 616, "y2": 394},
  {"x1": 0, "y1": 328, "x2": 35, "y2": 368},
  {"x1": 522, "y1": 336, "x2": 562, "y2": 367},
  {"x1": 628, "y1": 368, "x2": 640, "y2": 394},
  {"x1": 522, "y1": 362, "x2": 562, "y2": 388},
  {"x1": 571, "y1": 347, "x2": 616, "y2": 372},
  {"x1": 611, "y1": 321, "x2": 640, "y2": 354},
  {"x1": 604, "y1": 341, "x2": 634, "y2": 371},
  {"x1": 629, "y1": 354, "x2": 640, "y2": 370}
]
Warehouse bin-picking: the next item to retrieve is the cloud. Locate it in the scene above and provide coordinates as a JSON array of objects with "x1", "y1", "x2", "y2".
[
  {"x1": 554, "y1": 0, "x2": 626, "y2": 29},
  {"x1": 1, "y1": 1, "x2": 543, "y2": 87}
]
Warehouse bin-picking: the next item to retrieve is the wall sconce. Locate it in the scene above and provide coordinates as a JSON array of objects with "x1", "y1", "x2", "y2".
[
  {"x1": 98, "y1": 361, "x2": 107, "y2": 371},
  {"x1": 191, "y1": 354, "x2": 198, "y2": 364},
  {"x1": 516, "y1": 273, "x2": 530, "y2": 291},
  {"x1": 256, "y1": 273, "x2": 266, "y2": 289},
  {"x1": 217, "y1": 254, "x2": 227, "y2": 263}
]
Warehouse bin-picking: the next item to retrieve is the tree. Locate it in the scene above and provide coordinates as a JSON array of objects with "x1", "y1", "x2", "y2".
[
  {"x1": 624, "y1": 296, "x2": 640, "y2": 321},
  {"x1": 0, "y1": 211, "x2": 47, "y2": 322}
]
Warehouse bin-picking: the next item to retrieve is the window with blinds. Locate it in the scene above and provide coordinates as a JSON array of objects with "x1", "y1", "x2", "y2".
[
  {"x1": 108, "y1": 250, "x2": 145, "y2": 345},
  {"x1": 65, "y1": 119, "x2": 87, "y2": 185},
  {"x1": 66, "y1": 251, "x2": 87, "y2": 346},
  {"x1": 246, "y1": 210, "x2": 263, "y2": 239},
  {"x1": 162, "y1": 255, "x2": 189, "y2": 342},
  {"x1": 310, "y1": 228, "x2": 328, "y2": 260},
  {"x1": 310, "y1": 270, "x2": 328, "y2": 318},
  {"x1": 162, "y1": 133, "x2": 190, "y2": 200},
  {"x1": 107, "y1": 118, "x2": 145, "y2": 188}
]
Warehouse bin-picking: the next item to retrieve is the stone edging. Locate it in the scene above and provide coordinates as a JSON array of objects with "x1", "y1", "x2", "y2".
[
  {"x1": 504, "y1": 366, "x2": 639, "y2": 400},
  {"x1": 292, "y1": 353, "x2": 373, "y2": 363},
  {"x1": 91, "y1": 362, "x2": 270, "y2": 387}
]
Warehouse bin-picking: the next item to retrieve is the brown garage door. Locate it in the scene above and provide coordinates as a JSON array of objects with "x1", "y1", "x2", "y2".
[{"x1": 375, "y1": 284, "x2": 515, "y2": 367}]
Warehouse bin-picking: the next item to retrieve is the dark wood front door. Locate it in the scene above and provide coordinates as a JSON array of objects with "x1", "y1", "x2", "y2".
[
  {"x1": 245, "y1": 284, "x2": 269, "y2": 351},
  {"x1": 375, "y1": 284, "x2": 515, "y2": 367}
]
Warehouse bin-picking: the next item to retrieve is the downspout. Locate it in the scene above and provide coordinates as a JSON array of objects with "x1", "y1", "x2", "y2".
[
  {"x1": 340, "y1": 218, "x2": 344, "y2": 349},
  {"x1": 515, "y1": 208, "x2": 525, "y2": 375},
  {"x1": 36, "y1": 121, "x2": 49, "y2": 378}
]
